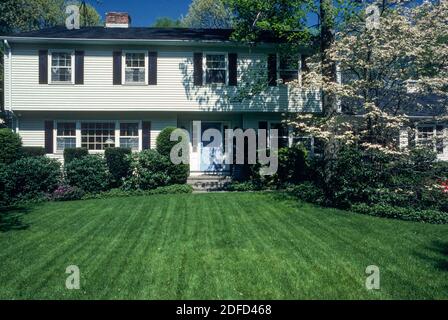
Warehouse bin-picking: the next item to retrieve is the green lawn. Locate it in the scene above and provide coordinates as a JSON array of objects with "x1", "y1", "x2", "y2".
[{"x1": 0, "y1": 192, "x2": 447, "y2": 299}]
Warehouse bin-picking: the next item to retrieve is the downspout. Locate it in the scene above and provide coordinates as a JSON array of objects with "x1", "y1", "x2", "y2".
[{"x1": 3, "y1": 39, "x2": 15, "y2": 130}]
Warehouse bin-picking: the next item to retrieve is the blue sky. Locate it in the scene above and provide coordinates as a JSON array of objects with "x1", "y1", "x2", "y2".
[{"x1": 90, "y1": 0, "x2": 192, "y2": 27}]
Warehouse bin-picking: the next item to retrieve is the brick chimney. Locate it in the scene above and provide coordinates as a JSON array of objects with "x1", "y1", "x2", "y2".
[{"x1": 105, "y1": 12, "x2": 131, "y2": 28}]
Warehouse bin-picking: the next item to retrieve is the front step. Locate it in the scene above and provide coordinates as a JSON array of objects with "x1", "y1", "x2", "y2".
[{"x1": 187, "y1": 175, "x2": 232, "y2": 192}]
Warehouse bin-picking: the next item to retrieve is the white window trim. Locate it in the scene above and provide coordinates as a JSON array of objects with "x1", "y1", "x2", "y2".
[
  {"x1": 122, "y1": 50, "x2": 148, "y2": 85},
  {"x1": 118, "y1": 121, "x2": 141, "y2": 151},
  {"x1": 203, "y1": 52, "x2": 229, "y2": 85},
  {"x1": 55, "y1": 121, "x2": 77, "y2": 152},
  {"x1": 48, "y1": 49, "x2": 75, "y2": 85},
  {"x1": 52, "y1": 120, "x2": 144, "y2": 154},
  {"x1": 277, "y1": 53, "x2": 300, "y2": 85}
]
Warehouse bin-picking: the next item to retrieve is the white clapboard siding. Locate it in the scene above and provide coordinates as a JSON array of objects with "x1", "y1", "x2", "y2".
[
  {"x1": 8, "y1": 46, "x2": 321, "y2": 113},
  {"x1": 18, "y1": 118, "x2": 45, "y2": 146}
]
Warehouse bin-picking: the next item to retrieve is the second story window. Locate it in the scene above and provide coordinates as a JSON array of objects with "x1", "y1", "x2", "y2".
[
  {"x1": 205, "y1": 54, "x2": 226, "y2": 84},
  {"x1": 124, "y1": 52, "x2": 147, "y2": 84},
  {"x1": 278, "y1": 55, "x2": 299, "y2": 84},
  {"x1": 50, "y1": 51, "x2": 74, "y2": 84}
]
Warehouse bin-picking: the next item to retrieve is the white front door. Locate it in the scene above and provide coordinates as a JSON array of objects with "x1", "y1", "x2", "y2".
[{"x1": 200, "y1": 122, "x2": 224, "y2": 173}]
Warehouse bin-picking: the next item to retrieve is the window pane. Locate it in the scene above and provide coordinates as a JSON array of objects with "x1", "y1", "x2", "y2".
[
  {"x1": 125, "y1": 69, "x2": 145, "y2": 83},
  {"x1": 81, "y1": 122, "x2": 115, "y2": 150},
  {"x1": 120, "y1": 137, "x2": 139, "y2": 150},
  {"x1": 57, "y1": 122, "x2": 76, "y2": 136},
  {"x1": 120, "y1": 123, "x2": 139, "y2": 136},
  {"x1": 57, "y1": 137, "x2": 76, "y2": 150},
  {"x1": 206, "y1": 70, "x2": 226, "y2": 84},
  {"x1": 280, "y1": 70, "x2": 299, "y2": 83},
  {"x1": 206, "y1": 54, "x2": 225, "y2": 68},
  {"x1": 51, "y1": 52, "x2": 72, "y2": 82}
]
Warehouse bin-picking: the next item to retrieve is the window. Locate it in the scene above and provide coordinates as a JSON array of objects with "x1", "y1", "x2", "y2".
[
  {"x1": 278, "y1": 54, "x2": 299, "y2": 83},
  {"x1": 51, "y1": 51, "x2": 73, "y2": 83},
  {"x1": 205, "y1": 54, "x2": 226, "y2": 84},
  {"x1": 124, "y1": 52, "x2": 146, "y2": 84},
  {"x1": 120, "y1": 123, "x2": 139, "y2": 151},
  {"x1": 417, "y1": 125, "x2": 445, "y2": 155},
  {"x1": 81, "y1": 122, "x2": 115, "y2": 150},
  {"x1": 270, "y1": 123, "x2": 289, "y2": 148},
  {"x1": 56, "y1": 122, "x2": 76, "y2": 151}
]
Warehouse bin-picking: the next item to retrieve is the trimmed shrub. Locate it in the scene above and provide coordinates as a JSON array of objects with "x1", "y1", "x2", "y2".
[
  {"x1": 63, "y1": 147, "x2": 88, "y2": 164},
  {"x1": 156, "y1": 126, "x2": 189, "y2": 158},
  {"x1": 5, "y1": 156, "x2": 61, "y2": 200},
  {"x1": 52, "y1": 184, "x2": 85, "y2": 201},
  {"x1": 0, "y1": 128, "x2": 23, "y2": 164},
  {"x1": 351, "y1": 203, "x2": 448, "y2": 224},
  {"x1": 167, "y1": 162, "x2": 189, "y2": 184},
  {"x1": 21, "y1": 146, "x2": 46, "y2": 157},
  {"x1": 123, "y1": 150, "x2": 172, "y2": 190},
  {"x1": 65, "y1": 155, "x2": 111, "y2": 193},
  {"x1": 105, "y1": 147, "x2": 132, "y2": 187}
]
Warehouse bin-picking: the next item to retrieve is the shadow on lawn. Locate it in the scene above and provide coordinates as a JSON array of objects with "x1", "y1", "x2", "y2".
[
  {"x1": 0, "y1": 206, "x2": 31, "y2": 233},
  {"x1": 416, "y1": 241, "x2": 448, "y2": 272}
]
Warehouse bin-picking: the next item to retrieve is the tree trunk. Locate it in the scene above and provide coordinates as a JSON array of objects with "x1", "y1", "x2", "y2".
[{"x1": 320, "y1": 0, "x2": 339, "y2": 193}]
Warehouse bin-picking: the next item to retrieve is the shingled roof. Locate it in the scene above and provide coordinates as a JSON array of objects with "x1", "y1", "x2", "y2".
[{"x1": 2, "y1": 26, "x2": 282, "y2": 43}]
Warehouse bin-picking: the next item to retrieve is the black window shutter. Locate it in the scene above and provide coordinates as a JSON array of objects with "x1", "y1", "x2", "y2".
[
  {"x1": 228, "y1": 53, "x2": 237, "y2": 86},
  {"x1": 267, "y1": 54, "x2": 277, "y2": 86},
  {"x1": 75, "y1": 51, "x2": 84, "y2": 84},
  {"x1": 193, "y1": 52, "x2": 203, "y2": 86},
  {"x1": 39, "y1": 50, "x2": 48, "y2": 84},
  {"x1": 148, "y1": 52, "x2": 157, "y2": 85},
  {"x1": 142, "y1": 121, "x2": 151, "y2": 150},
  {"x1": 44, "y1": 120, "x2": 54, "y2": 153},
  {"x1": 113, "y1": 51, "x2": 122, "y2": 85},
  {"x1": 258, "y1": 121, "x2": 269, "y2": 149}
]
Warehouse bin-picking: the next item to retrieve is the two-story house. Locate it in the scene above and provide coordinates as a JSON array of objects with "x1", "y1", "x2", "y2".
[{"x1": 1, "y1": 12, "x2": 321, "y2": 175}]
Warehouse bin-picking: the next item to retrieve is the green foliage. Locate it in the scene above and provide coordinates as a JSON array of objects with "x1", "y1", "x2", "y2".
[
  {"x1": 274, "y1": 145, "x2": 309, "y2": 185},
  {"x1": 21, "y1": 146, "x2": 46, "y2": 157},
  {"x1": 5, "y1": 156, "x2": 61, "y2": 200},
  {"x1": 152, "y1": 17, "x2": 183, "y2": 27},
  {"x1": 351, "y1": 203, "x2": 448, "y2": 225},
  {"x1": 104, "y1": 148, "x2": 132, "y2": 187},
  {"x1": 0, "y1": 163, "x2": 10, "y2": 207},
  {"x1": 0, "y1": 128, "x2": 23, "y2": 164},
  {"x1": 124, "y1": 149, "x2": 189, "y2": 190},
  {"x1": 226, "y1": 181, "x2": 264, "y2": 191},
  {"x1": 183, "y1": 0, "x2": 233, "y2": 28},
  {"x1": 83, "y1": 184, "x2": 193, "y2": 200},
  {"x1": 63, "y1": 147, "x2": 88, "y2": 164},
  {"x1": 65, "y1": 155, "x2": 111, "y2": 193},
  {"x1": 285, "y1": 182, "x2": 325, "y2": 205},
  {"x1": 124, "y1": 150, "x2": 172, "y2": 190},
  {"x1": 156, "y1": 127, "x2": 185, "y2": 157}
]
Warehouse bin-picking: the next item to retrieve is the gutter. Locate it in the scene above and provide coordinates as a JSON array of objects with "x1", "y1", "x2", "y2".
[{"x1": 0, "y1": 36, "x2": 279, "y2": 49}]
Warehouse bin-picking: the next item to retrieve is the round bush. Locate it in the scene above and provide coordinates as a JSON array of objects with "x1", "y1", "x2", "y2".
[
  {"x1": 156, "y1": 127, "x2": 189, "y2": 159},
  {"x1": 6, "y1": 156, "x2": 61, "y2": 200},
  {"x1": 21, "y1": 146, "x2": 46, "y2": 157},
  {"x1": 65, "y1": 155, "x2": 111, "y2": 193},
  {"x1": 0, "y1": 128, "x2": 23, "y2": 164},
  {"x1": 275, "y1": 145, "x2": 309, "y2": 185}
]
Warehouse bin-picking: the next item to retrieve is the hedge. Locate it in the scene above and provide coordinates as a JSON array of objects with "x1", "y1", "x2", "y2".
[
  {"x1": 0, "y1": 128, "x2": 23, "y2": 164},
  {"x1": 351, "y1": 203, "x2": 448, "y2": 224},
  {"x1": 63, "y1": 148, "x2": 89, "y2": 164},
  {"x1": 105, "y1": 147, "x2": 132, "y2": 187}
]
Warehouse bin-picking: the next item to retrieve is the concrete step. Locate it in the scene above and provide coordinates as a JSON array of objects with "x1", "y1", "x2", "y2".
[{"x1": 187, "y1": 175, "x2": 232, "y2": 191}]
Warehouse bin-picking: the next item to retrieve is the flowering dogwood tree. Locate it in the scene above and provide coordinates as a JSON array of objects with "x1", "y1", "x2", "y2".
[{"x1": 289, "y1": 1, "x2": 448, "y2": 155}]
